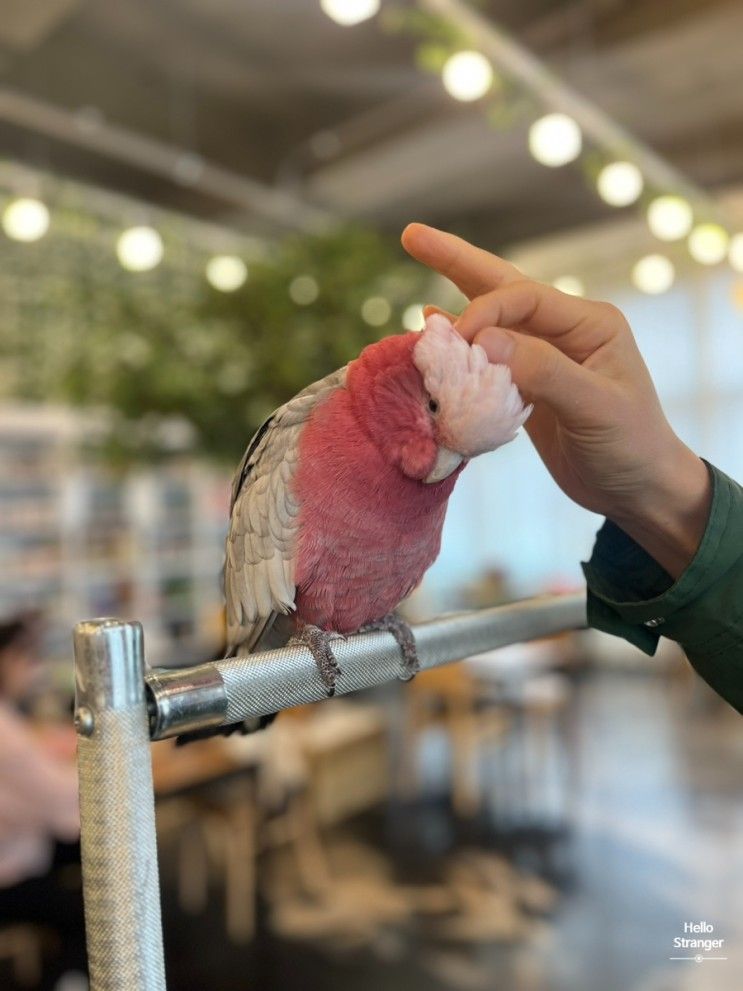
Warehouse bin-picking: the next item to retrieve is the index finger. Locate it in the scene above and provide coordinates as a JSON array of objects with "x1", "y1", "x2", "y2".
[
  {"x1": 401, "y1": 223, "x2": 522, "y2": 300},
  {"x1": 456, "y1": 280, "x2": 620, "y2": 364}
]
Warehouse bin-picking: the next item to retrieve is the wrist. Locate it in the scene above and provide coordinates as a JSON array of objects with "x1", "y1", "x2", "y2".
[{"x1": 608, "y1": 443, "x2": 712, "y2": 579}]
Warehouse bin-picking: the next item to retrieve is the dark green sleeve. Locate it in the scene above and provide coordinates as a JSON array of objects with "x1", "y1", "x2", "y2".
[{"x1": 582, "y1": 462, "x2": 743, "y2": 713}]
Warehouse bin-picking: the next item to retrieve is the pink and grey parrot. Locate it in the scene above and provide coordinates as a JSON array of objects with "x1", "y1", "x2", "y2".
[{"x1": 221, "y1": 313, "x2": 530, "y2": 704}]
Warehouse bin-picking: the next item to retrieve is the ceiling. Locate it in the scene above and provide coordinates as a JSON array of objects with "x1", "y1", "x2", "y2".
[{"x1": 0, "y1": 0, "x2": 742, "y2": 251}]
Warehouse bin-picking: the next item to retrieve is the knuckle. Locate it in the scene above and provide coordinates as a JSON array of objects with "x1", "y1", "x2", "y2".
[
  {"x1": 464, "y1": 289, "x2": 502, "y2": 322},
  {"x1": 508, "y1": 277, "x2": 538, "y2": 302},
  {"x1": 597, "y1": 301, "x2": 627, "y2": 327},
  {"x1": 509, "y1": 280, "x2": 541, "y2": 321}
]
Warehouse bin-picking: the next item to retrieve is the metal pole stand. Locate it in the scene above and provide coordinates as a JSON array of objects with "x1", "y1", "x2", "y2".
[
  {"x1": 74, "y1": 620, "x2": 166, "y2": 991},
  {"x1": 73, "y1": 593, "x2": 586, "y2": 990}
]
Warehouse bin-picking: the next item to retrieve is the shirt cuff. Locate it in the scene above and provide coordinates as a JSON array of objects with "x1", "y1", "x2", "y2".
[{"x1": 582, "y1": 461, "x2": 740, "y2": 655}]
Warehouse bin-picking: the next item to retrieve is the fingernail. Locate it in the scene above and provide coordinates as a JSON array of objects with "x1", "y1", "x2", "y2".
[{"x1": 473, "y1": 327, "x2": 515, "y2": 363}]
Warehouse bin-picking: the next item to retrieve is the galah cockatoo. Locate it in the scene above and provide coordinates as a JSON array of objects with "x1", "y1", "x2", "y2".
[{"x1": 221, "y1": 313, "x2": 530, "y2": 705}]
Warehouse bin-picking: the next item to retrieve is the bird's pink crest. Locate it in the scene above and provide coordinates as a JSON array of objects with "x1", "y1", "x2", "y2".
[{"x1": 412, "y1": 314, "x2": 531, "y2": 457}]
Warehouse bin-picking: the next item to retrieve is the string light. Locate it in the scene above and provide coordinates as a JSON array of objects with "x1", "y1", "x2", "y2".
[
  {"x1": 2, "y1": 198, "x2": 50, "y2": 242},
  {"x1": 528, "y1": 113, "x2": 582, "y2": 167},
  {"x1": 552, "y1": 276, "x2": 585, "y2": 297},
  {"x1": 289, "y1": 275, "x2": 319, "y2": 305},
  {"x1": 441, "y1": 51, "x2": 494, "y2": 102},
  {"x1": 687, "y1": 223, "x2": 729, "y2": 266},
  {"x1": 116, "y1": 226, "x2": 163, "y2": 272},
  {"x1": 361, "y1": 296, "x2": 391, "y2": 326},
  {"x1": 402, "y1": 304, "x2": 425, "y2": 331},
  {"x1": 320, "y1": 0, "x2": 379, "y2": 26},
  {"x1": 646, "y1": 195, "x2": 693, "y2": 241},
  {"x1": 632, "y1": 254, "x2": 675, "y2": 294},
  {"x1": 596, "y1": 162, "x2": 643, "y2": 207},
  {"x1": 729, "y1": 233, "x2": 743, "y2": 273},
  {"x1": 206, "y1": 255, "x2": 247, "y2": 292}
]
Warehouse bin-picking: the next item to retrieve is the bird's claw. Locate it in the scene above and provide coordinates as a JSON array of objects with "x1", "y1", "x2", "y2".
[
  {"x1": 362, "y1": 612, "x2": 420, "y2": 682},
  {"x1": 290, "y1": 624, "x2": 343, "y2": 696}
]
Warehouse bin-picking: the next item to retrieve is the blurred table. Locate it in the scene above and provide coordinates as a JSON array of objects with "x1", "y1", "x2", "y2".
[{"x1": 152, "y1": 737, "x2": 253, "y2": 797}]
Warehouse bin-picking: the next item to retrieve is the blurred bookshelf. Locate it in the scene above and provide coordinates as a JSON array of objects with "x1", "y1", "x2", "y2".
[{"x1": 0, "y1": 405, "x2": 230, "y2": 672}]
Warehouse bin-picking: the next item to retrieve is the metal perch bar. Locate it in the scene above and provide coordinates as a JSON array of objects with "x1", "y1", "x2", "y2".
[
  {"x1": 73, "y1": 592, "x2": 586, "y2": 991},
  {"x1": 145, "y1": 593, "x2": 587, "y2": 739}
]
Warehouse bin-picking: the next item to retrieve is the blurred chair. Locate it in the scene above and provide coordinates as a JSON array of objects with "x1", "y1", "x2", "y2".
[
  {"x1": 398, "y1": 663, "x2": 512, "y2": 818},
  {"x1": 166, "y1": 791, "x2": 256, "y2": 945},
  {"x1": 153, "y1": 741, "x2": 258, "y2": 944},
  {"x1": 468, "y1": 640, "x2": 574, "y2": 829},
  {"x1": 259, "y1": 702, "x2": 390, "y2": 894},
  {"x1": 155, "y1": 705, "x2": 390, "y2": 943}
]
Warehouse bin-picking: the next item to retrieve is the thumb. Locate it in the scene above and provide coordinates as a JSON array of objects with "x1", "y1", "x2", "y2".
[{"x1": 473, "y1": 326, "x2": 596, "y2": 417}]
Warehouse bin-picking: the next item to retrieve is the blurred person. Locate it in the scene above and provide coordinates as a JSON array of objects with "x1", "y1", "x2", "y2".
[
  {"x1": 402, "y1": 224, "x2": 743, "y2": 714},
  {"x1": 0, "y1": 614, "x2": 85, "y2": 989}
]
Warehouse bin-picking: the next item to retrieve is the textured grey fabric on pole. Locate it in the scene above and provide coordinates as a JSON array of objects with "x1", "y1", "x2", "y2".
[
  {"x1": 148, "y1": 593, "x2": 587, "y2": 739},
  {"x1": 74, "y1": 620, "x2": 166, "y2": 991}
]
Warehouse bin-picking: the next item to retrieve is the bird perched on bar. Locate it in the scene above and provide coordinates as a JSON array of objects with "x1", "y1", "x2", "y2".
[{"x1": 222, "y1": 313, "x2": 530, "y2": 702}]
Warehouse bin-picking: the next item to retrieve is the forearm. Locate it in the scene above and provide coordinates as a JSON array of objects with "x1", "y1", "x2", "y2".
[{"x1": 609, "y1": 442, "x2": 713, "y2": 579}]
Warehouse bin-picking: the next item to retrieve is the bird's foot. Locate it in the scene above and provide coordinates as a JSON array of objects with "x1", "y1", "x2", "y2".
[
  {"x1": 362, "y1": 612, "x2": 420, "y2": 681},
  {"x1": 290, "y1": 624, "x2": 343, "y2": 697}
]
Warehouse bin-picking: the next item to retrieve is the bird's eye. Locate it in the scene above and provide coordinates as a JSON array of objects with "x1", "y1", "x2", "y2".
[{"x1": 428, "y1": 398, "x2": 439, "y2": 414}]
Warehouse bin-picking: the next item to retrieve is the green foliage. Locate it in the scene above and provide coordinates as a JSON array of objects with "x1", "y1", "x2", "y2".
[
  {"x1": 380, "y1": 6, "x2": 470, "y2": 47},
  {"x1": 415, "y1": 41, "x2": 452, "y2": 74},
  {"x1": 0, "y1": 202, "x2": 430, "y2": 463}
]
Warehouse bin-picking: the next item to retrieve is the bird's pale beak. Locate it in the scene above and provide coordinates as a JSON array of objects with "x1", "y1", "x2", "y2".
[{"x1": 424, "y1": 446, "x2": 463, "y2": 483}]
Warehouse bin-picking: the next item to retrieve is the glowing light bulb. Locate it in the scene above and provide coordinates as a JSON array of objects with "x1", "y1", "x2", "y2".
[
  {"x1": 206, "y1": 255, "x2": 247, "y2": 292},
  {"x1": 320, "y1": 0, "x2": 379, "y2": 26},
  {"x1": 729, "y1": 233, "x2": 743, "y2": 273},
  {"x1": 442, "y1": 51, "x2": 494, "y2": 102},
  {"x1": 596, "y1": 161, "x2": 643, "y2": 207},
  {"x1": 552, "y1": 276, "x2": 585, "y2": 297},
  {"x1": 402, "y1": 304, "x2": 425, "y2": 331},
  {"x1": 646, "y1": 195, "x2": 693, "y2": 241},
  {"x1": 687, "y1": 223, "x2": 729, "y2": 266},
  {"x1": 2, "y1": 198, "x2": 50, "y2": 242},
  {"x1": 632, "y1": 254, "x2": 675, "y2": 294},
  {"x1": 361, "y1": 296, "x2": 391, "y2": 327},
  {"x1": 289, "y1": 275, "x2": 319, "y2": 305},
  {"x1": 528, "y1": 113, "x2": 582, "y2": 168},
  {"x1": 116, "y1": 226, "x2": 163, "y2": 272}
]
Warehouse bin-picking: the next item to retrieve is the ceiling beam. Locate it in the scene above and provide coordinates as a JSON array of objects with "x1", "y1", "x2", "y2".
[{"x1": 0, "y1": 87, "x2": 334, "y2": 232}]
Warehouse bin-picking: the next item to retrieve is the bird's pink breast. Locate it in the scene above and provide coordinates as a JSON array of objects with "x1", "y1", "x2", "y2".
[{"x1": 292, "y1": 387, "x2": 459, "y2": 632}]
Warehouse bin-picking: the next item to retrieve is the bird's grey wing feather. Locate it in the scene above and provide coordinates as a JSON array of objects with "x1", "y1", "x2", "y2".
[{"x1": 225, "y1": 365, "x2": 347, "y2": 653}]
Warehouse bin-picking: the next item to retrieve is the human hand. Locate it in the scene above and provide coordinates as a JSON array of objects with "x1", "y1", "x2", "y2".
[{"x1": 401, "y1": 223, "x2": 711, "y2": 577}]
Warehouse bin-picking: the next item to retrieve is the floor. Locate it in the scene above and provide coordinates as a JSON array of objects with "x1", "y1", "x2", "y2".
[
  {"x1": 2, "y1": 668, "x2": 741, "y2": 991},
  {"x1": 162, "y1": 669, "x2": 743, "y2": 991}
]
